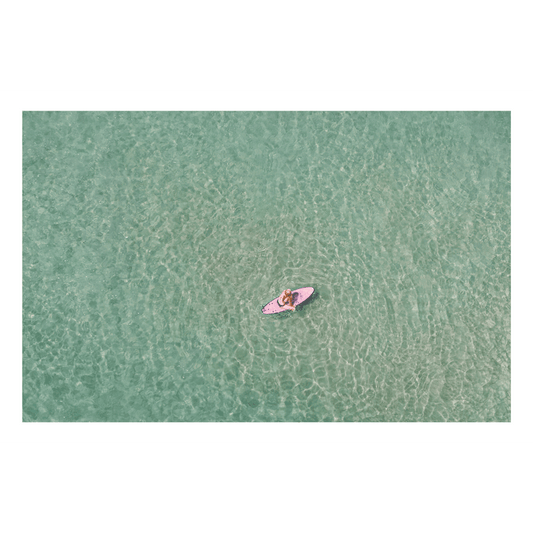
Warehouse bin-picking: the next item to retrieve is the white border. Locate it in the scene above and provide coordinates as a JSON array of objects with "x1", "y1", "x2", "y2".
[{"x1": 0, "y1": 88, "x2": 533, "y2": 446}]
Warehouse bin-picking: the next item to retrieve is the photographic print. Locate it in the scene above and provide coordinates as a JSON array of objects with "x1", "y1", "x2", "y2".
[{"x1": 22, "y1": 111, "x2": 511, "y2": 422}]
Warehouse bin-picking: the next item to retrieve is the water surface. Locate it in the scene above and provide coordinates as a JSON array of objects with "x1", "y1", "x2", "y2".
[{"x1": 23, "y1": 112, "x2": 511, "y2": 421}]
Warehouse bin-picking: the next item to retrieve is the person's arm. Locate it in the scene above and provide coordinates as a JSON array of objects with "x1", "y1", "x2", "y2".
[{"x1": 280, "y1": 296, "x2": 295, "y2": 310}]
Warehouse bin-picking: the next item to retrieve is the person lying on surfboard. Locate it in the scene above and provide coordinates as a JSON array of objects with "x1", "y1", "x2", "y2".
[{"x1": 278, "y1": 289, "x2": 296, "y2": 311}]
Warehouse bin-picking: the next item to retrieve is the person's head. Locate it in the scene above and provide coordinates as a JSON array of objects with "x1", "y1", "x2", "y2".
[{"x1": 284, "y1": 289, "x2": 291, "y2": 296}]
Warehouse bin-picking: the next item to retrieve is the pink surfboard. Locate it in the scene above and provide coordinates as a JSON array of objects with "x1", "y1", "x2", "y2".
[{"x1": 261, "y1": 287, "x2": 315, "y2": 314}]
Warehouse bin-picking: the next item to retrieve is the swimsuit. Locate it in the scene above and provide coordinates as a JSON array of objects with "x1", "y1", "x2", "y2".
[{"x1": 278, "y1": 295, "x2": 292, "y2": 307}]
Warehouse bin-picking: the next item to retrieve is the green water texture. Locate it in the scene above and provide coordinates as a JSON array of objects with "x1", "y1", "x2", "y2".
[{"x1": 23, "y1": 112, "x2": 511, "y2": 422}]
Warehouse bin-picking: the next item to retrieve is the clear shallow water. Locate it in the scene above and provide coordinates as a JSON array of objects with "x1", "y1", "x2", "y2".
[{"x1": 23, "y1": 112, "x2": 510, "y2": 422}]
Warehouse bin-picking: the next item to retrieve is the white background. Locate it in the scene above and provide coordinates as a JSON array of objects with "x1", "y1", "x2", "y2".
[{"x1": 0, "y1": 88, "x2": 533, "y2": 445}]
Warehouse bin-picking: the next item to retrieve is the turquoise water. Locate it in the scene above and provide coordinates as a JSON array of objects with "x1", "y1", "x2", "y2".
[{"x1": 23, "y1": 112, "x2": 510, "y2": 422}]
